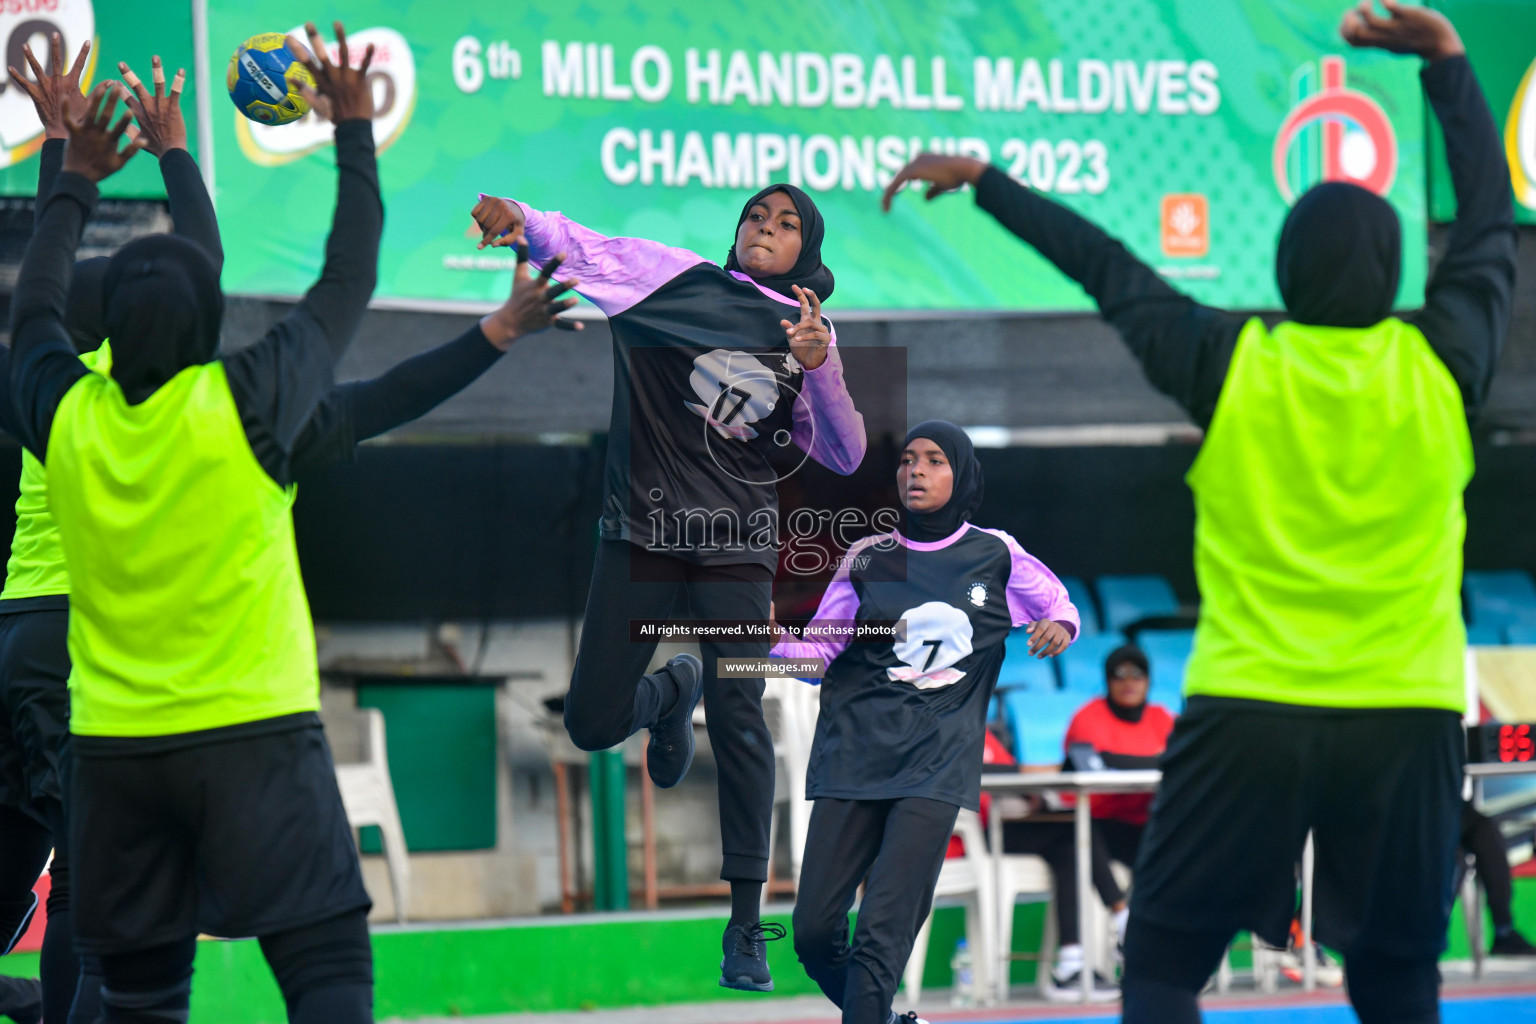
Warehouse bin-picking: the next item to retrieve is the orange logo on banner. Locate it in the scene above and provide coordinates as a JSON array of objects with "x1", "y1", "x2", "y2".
[{"x1": 1161, "y1": 194, "x2": 1209, "y2": 258}]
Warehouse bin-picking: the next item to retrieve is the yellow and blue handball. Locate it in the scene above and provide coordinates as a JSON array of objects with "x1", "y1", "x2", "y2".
[{"x1": 227, "y1": 33, "x2": 315, "y2": 125}]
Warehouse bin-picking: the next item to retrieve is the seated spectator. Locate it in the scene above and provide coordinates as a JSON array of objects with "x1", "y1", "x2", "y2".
[
  {"x1": 978, "y1": 644, "x2": 1176, "y2": 1000},
  {"x1": 1273, "y1": 799, "x2": 1533, "y2": 988},
  {"x1": 1063, "y1": 644, "x2": 1176, "y2": 882},
  {"x1": 1461, "y1": 801, "x2": 1536, "y2": 957}
]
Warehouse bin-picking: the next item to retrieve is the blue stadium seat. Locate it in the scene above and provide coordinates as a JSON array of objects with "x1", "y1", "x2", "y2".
[
  {"x1": 1464, "y1": 570, "x2": 1536, "y2": 630},
  {"x1": 997, "y1": 628, "x2": 1062, "y2": 691},
  {"x1": 1001, "y1": 689, "x2": 1090, "y2": 766},
  {"x1": 1138, "y1": 629, "x2": 1194, "y2": 710},
  {"x1": 1505, "y1": 624, "x2": 1536, "y2": 646},
  {"x1": 1060, "y1": 575, "x2": 1100, "y2": 636},
  {"x1": 1059, "y1": 633, "x2": 1127, "y2": 694},
  {"x1": 1096, "y1": 575, "x2": 1180, "y2": 633},
  {"x1": 1466, "y1": 623, "x2": 1504, "y2": 646}
]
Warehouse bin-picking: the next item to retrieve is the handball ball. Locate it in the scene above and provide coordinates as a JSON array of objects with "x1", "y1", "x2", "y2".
[{"x1": 227, "y1": 33, "x2": 315, "y2": 125}]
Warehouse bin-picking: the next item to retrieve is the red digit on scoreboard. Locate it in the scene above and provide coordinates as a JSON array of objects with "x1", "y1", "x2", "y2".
[{"x1": 1501, "y1": 724, "x2": 1535, "y2": 762}]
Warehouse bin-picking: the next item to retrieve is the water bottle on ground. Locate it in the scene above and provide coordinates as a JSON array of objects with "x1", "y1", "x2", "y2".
[{"x1": 949, "y1": 937, "x2": 975, "y2": 1007}]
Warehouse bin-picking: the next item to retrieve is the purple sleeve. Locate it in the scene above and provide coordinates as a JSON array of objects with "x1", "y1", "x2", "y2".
[
  {"x1": 484, "y1": 195, "x2": 707, "y2": 317},
  {"x1": 979, "y1": 528, "x2": 1080, "y2": 639},
  {"x1": 769, "y1": 547, "x2": 869, "y2": 676},
  {"x1": 790, "y1": 323, "x2": 866, "y2": 475}
]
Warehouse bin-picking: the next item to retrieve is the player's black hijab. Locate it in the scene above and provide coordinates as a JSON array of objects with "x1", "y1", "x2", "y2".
[
  {"x1": 901, "y1": 420, "x2": 984, "y2": 543},
  {"x1": 723, "y1": 184, "x2": 836, "y2": 300},
  {"x1": 101, "y1": 234, "x2": 224, "y2": 404},
  {"x1": 1276, "y1": 181, "x2": 1401, "y2": 328}
]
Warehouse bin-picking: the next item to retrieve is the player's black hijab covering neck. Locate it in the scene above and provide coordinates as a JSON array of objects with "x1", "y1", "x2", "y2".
[
  {"x1": 1275, "y1": 182, "x2": 1401, "y2": 329},
  {"x1": 723, "y1": 184, "x2": 836, "y2": 300},
  {"x1": 901, "y1": 420, "x2": 984, "y2": 544},
  {"x1": 101, "y1": 234, "x2": 224, "y2": 404},
  {"x1": 1105, "y1": 644, "x2": 1149, "y2": 723}
]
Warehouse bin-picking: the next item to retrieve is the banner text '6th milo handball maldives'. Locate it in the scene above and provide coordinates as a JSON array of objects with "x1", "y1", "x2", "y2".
[
  {"x1": 0, "y1": 0, "x2": 198, "y2": 198},
  {"x1": 209, "y1": 0, "x2": 1426, "y2": 312}
]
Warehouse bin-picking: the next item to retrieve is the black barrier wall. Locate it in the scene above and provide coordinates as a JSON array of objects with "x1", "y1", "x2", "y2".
[{"x1": 0, "y1": 438, "x2": 1528, "y2": 620}]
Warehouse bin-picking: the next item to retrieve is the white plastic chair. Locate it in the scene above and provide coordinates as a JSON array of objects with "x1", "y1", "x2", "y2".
[
  {"x1": 325, "y1": 707, "x2": 411, "y2": 922},
  {"x1": 904, "y1": 809, "x2": 995, "y2": 1003},
  {"x1": 762, "y1": 676, "x2": 819, "y2": 882},
  {"x1": 993, "y1": 850, "x2": 1054, "y2": 1001}
]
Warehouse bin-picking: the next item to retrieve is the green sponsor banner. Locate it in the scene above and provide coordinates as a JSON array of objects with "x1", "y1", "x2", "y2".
[
  {"x1": 0, "y1": 0, "x2": 199, "y2": 198},
  {"x1": 1428, "y1": 0, "x2": 1536, "y2": 224},
  {"x1": 209, "y1": 0, "x2": 1425, "y2": 311}
]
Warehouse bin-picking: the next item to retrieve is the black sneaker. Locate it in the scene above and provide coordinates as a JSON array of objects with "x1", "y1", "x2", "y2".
[
  {"x1": 1491, "y1": 929, "x2": 1536, "y2": 957},
  {"x1": 647, "y1": 653, "x2": 703, "y2": 789},
  {"x1": 0, "y1": 975, "x2": 42, "y2": 1024},
  {"x1": 719, "y1": 921, "x2": 786, "y2": 992},
  {"x1": 888, "y1": 1013, "x2": 931, "y2": 1024}
]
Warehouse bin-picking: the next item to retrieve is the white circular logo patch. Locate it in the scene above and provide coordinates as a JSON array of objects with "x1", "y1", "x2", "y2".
[{"x1": 889, "y1": 601, "x2": 974, "y2": 689}]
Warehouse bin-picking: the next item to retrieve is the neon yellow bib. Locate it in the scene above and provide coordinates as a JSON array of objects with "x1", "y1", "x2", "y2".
[
  {"x1": 2, "y1": 344, "x2": 111, "y2": 601},
  {"x1": 1184, "y1": 318, "x2": 1471, "y2": 712},
  {"x1": 46, "y1": 362, "x2": 319, "y2": 736}
]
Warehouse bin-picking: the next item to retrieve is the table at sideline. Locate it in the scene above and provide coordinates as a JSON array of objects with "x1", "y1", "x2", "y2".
[
  {"x1": 978, "y1": 769, "x2": 1162, "y2": 1004},
  {"x1": 979, "y1": 759, "x2": 1536, "y2": 1005}
]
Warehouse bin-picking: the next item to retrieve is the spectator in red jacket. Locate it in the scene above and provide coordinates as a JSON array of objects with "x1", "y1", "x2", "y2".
[{"x1": 971, "y1": 644, "x2": 1176, "y2": 999}]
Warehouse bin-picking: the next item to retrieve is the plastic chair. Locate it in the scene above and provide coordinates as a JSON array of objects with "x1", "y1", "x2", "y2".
[
  {"x1": 1060, "y1": 576, "x2": 1100, "y2": 636},
  {"x1": 1096, "y1": 575, "x2": 1180, "y2": 634},
  {"x1": 993, "y1": 852, "x2": 1056, "y2": 1001},
  {"x1": 1001, "y1": 690, "x2": 1085, "y2": 766},
  {"x1": 1505, "y1": 624, "x2": 1536, "y2": 646},
  {"x1": 904, "y1": 809, "x2": 995, "y2": 1003},
  {"x1": 1138, "y1": 629, "x2": 1195, "y2": 710},
  {"x1": 323, "y1": 707, "x2": 411, "y2": 922},
  {"x1": 1058, "y1": 634, "x2": 1127, "y2": 694},
  {"x1": 998, "y1": 632, "x2": 1061, "y2": 692},
  {"x1": 762, "y1": 676, "x2": 820, "y2": 883},
  {"x1": 1465, "y1": 570, "x2": 1536, "y2": 630},
  {"x1": 1466, "y1": 623, "x2": 1504, "y2": 646}
]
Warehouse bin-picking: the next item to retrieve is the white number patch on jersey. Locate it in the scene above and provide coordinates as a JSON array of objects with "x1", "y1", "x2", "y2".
[
  {"x1": 889, "y1": 601, "x2": 975, "y2": 689},
  {"x1": 684, "y1": 349, "x2": 789, "y2": 441}
]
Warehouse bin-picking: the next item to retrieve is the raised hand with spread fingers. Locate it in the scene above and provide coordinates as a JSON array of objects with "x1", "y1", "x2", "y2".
[
  {"x1": 116, "y1": 56, "x2": 187, "y2": 158},
  {"x1": 8, "y1": 33, "x2": 91, "y2": 140},
  {"x1": 61, "y1": 81, "x2": 145, "y2": 184},
  {"x1": 285, "y1": 21, "x2": 375, "y2": 124},
  {"x1": 479, "y1": 245, "x2": 583, "y2": 349}
]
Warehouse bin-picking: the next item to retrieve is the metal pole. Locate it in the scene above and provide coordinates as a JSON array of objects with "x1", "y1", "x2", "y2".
[
  {"x1": 553, "y1": 761, "x2": 574, "y2": 914},
  {"x1": 1076, "y1": 789, "x2": 1093, "y2": 1004},
  {"x1": 189, "y1": 0, "x2": 215, "y2": 205},
  {"x1": 990, "y1": 804, "x2": 1006, "y2": 1002},
  {"x1": 641, "y1": 749, "x2": 658, "y2": 910},
  {"x1": 1301, "y1": 831, "x2": 1316, "y2": 992},
  {"x1": 588, "y1": 749, "x2": 628, "y2": 911}
]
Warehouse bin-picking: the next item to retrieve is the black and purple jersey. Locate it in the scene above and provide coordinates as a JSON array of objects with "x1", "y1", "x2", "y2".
[
  {"x1": 772, "y1": 523, "x2": 1078, "y2": 810},
  {"x1": 491, "y1": 197, "x2": 867, "y2": 570}
]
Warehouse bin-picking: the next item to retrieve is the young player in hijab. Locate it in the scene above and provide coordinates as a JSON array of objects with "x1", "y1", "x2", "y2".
[
  {"x1": 5, "y1": 33, "x2": 587, "y2": 1021},
  {"x1": 881, "y1": 5, "x2": 1513, "y2": 1021},
  {"x1": 0, "y1": 38, "x2": 578, "y2": 1024},
  {"x1": 0, "y1": 39, "x2": 223, "y2": 1024},
  {"x1": 471, "y1": 184, "x2": 866, "y2": 987},
  {"x1": 772, "y1": 421, "x2": 1077, "y2": 1024}
]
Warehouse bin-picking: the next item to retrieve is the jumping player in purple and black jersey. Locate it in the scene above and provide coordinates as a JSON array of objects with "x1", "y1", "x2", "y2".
[{"x1": 472, "y1": 185, "x2": 867, "y2": 988}]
